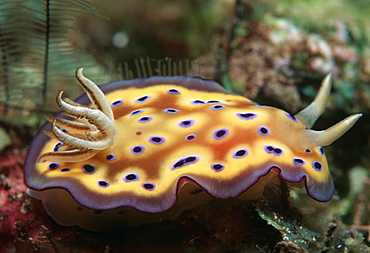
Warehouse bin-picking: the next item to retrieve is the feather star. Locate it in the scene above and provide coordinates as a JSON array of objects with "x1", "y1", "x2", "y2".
[{"x1": 24, "y1": 68, "x2": 362, "y2": 231}]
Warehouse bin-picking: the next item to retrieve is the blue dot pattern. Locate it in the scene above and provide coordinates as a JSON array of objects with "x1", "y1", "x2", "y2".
[
  {"x1": 138, "y1": 116, "x2": 152, "y2": 123},
  {"x1": 211, "y1": 163, "x2": 224, "y2": 171},
  {"x1": 258, "y1": 126, "x2": 269, "y2": 135},
  {"x1": 237, "y1": 112, "x2": 257, "y2": 120},
  {"x1": 213, "y1": 129, "x2": 228, "y2": 139},
  {"x1": 172, "y1": 156, "x2": 198, "y2": 169},
  {"x1": 39, "y1": 82, "x2": 332, "y2": 209},
  {"x1": 135, "y1": 95, "x2": 151, "y2": 102},
  {"x1": 111, "y1": 100, "x2": 123, "y2": 106},
  {"x1": 265, "y1": 145, "x2": 284, "y2": 155}
]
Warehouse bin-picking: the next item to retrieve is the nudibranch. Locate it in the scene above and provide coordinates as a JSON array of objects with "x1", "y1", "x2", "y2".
[{"x1": 24, "y1": 68, "x2": 361, "y2": 231}]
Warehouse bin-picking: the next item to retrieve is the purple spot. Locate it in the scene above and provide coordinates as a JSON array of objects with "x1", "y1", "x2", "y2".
[
  {"x1": 254, "y1": 105, "x2": 267, "y2": 107},
  {"x1": 312, "y1": 161, "x2": 322, "y2": 171},
  {"x1": 135, "y1": 95, "x2": 151, "y2": 102},
  {"x1": 274, "y1": 148, "x2": 283, "y2": 154},
  {"x1": 124, "y1": 173, "x2": 138, "y2": 182},
  {"x1": 98, "y1": 180, "x2": 109, "y2": 187},
  {"x1": 258, "y1": 126, "x2": 269, "y2": 135},
  {"x1": 293, "y1": 158, "x2": 305, "y2": 165},
  {"x1": 143, "y1": 183, "x2": 155, "y2": 190},
  {"x1": 211, "y1": 105, "x2": 225, "y2": 110},
  {"x1": 131, "y1": 145, "x2": 144, "y2": 154},
  {"x1": 186, "y1": 134, "x2": 196, "y2": 141},
  {"x1": 233, "y1": 149, "x2": 248, "y2": 158},
  {"x1": 167, "y1": 89, "x2": 180, "y2": 94},
  {"x1": 191, "y1": 100, "x2": 205, "y2": 105},
  {"x1": 264, "y1": 145, "x2": 284, "y2": 156},
  {"x1": 286, "y1": 113, "x2": 298, "y2": 122},
  {"x1": 305, "y1": 149, "x2": 312, "y2": 153},
  {"x1": 207, "y1": 100, "x2": 220, "y2": 103},
  {"x1": 83, "y1": 164, "x2": 95, "y2": 174},
  {"x1": 179, "y1": 120, "x2": 194, "y2": 128},
  {"x1": 213, "y1": 128, "x2": 228, "y2": 139},
  {"x1": 130, "y1": 110, "x2": 144, "y2": 116},
  {"x1": 138, "y1": 116, "x2": 152, "y2": 123},
  {"x1": 164, "y1": 108, "x2": 179, "y2": 113},
  {"x1": 211, "y1": 163, "x2": 224, "y2": 171},
  {"x1": 60, "y1": 168, "x2": 70, "y2": 172},
  {"x1": 172, "y1": 156, "x2": 199, "y2": 169},
  {"x1": 149, "y1": 136, "x2": 164, "y2": 144},
  {"x1": 111, "y1": 100, "x2": 123, "y2": 106},
  {"x1": 106, "y1": 154, "x2": 115, "y2": 160},
  {"x1": 237, "y1": 112, "x2": 257, "y2": 120},
  {"x1": 53, "y1": 142, "x2": 63, "y2": 152},
  {"x1": 319, "y1": 147, "x2": 324, "y2": 156},
  {"x1": 48, "y1": 163, "x2": 59, "y2": 170}
]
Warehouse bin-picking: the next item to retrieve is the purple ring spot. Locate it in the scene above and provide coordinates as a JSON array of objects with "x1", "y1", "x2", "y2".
[
  {"x1": 186, "y1": 134, "x2": 196, "y2": 141},
  {"x1": 124, "y1": 173, "x2": 139, "y2": 182},
  {"x1": 106, "y1": 154, "x2": 115, "y2": 160},
  {"x1": 135, "y1": 95, "x2": 151, "y2": 102},
  {"x1": 53, "y1": 142, "x2": 63, "y2": 152},
  {"x1": 319, "y1": 147, "x2": 324, "y2": 156},
  {"x1": 149, "y1": 136, "x2": 164, "y2": 144},
  {"x1": 138, "y1": 116, "x2": 152, "y2": 123},
  {"x1": 258, "y1": 126, "x2": 269, "y2": 135},
  {"x1": 207, "y1": 100, "x2": 220, "y2": 103},
  {"x1": 131, "y1": 145, "x2": 144, "y2": 154},
  {"x1": 48, "y1": 162, "x2": 59, "y2": 170},
  {"x1": 143, "y1": 183, "x2": 155, "y2": 190},
  {"x1": 191, "y1": 100, "x2": 205, "y2": 105},
  {"x1": 274, "y1": 148, "x2": 282, "y2": 154},
  {"x1": 130, "y1": 110, "x2": 144, "y2": 116},
  {"x1": 266, "y1": 146, "x2": 274, "y2": 152},
  {"x1": 211, "y1": 163, "x2": 224, "y2": 171},
  {"x1": 111, "y1": 100, "x2": 123, "y2": 106},
  {"x1": 237, "y1": 112, "x2": 257, "y2": 120},
  {"x1": 98, "y1": 180, "x2": 109, "y2": 187},
  {"x1": 164, "y1": 108, "x2": 179, "y2": 113},
  {"x1": 60, "y1": 168, "x2": 70, "y2": 172},
  {"x1": 172, "y1": 156, "x2": 199, "y2": 170},
  {"x1": 233, "y1": 149, "x2": 248, "y2": 158},
  {"x1": 167, "y1": 89, "x2": 180, "y2": 94},
  {"x1": 211, "y1": 105, "x2": 225, "y2": 110},
  {"x1": 312, "y1": 161, "x2": 322, "y2": 171},
  {"x1": 286, "y1": 113, "x2": 298, "y2": 122},
  {"x1": 293, "y1": 158, "x2": 305, "y2": 165},
  {"x1": 264, "y1": 145, "x2": 284, "y2": 156},
  {"x1": 305, "y1": 149, "x2": 312, "y2": 153},
  {"x1": 213, "y1": 128, "x2": 228, "y2": 139},
  {"x1": 48, "y1": 163, "x2": 59, "y2": 170},
  {"x1": 179, "y1": 120, "x2": 194, "y2": 128},
  {"x1": 83, "y1": 164, "x2": 96, "y2": 174}
]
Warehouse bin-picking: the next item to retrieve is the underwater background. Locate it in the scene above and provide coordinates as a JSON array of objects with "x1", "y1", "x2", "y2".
[{"x1": 0, "y1": 0, "x2": 369, "y2": 252}]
